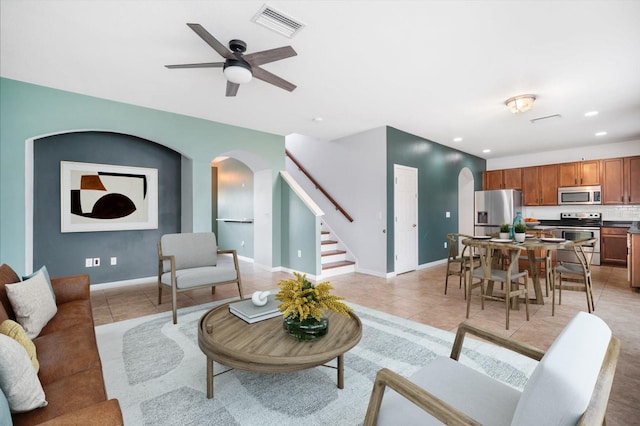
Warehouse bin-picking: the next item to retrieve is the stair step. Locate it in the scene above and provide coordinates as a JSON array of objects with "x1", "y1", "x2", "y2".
[
  {"x1": 321, "y1": 250, "x2": 346, "y2": 257},
  {"x1": 321, "y1": 239, "x2": 338, "y2": 245},
  {"x1": 322, "y1": 260, "x2": 355, "y2": 270},
  {"x1": 321, "y1": 231, "x2": 330, "y2": 235}
]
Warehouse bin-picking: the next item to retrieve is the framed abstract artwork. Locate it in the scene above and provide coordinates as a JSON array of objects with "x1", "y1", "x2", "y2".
[{"x1": 60, "y1": 161, "x2": 158, "y2": 232}]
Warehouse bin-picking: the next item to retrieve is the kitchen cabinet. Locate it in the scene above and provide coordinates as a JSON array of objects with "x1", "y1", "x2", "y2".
[
  {"x1": 558, "y1": 160, "x2": 600, "y2": 187},
  {"x1": 602, "y1": 156, "x2": 640, "y2": 205},
  {"x1": 631, "y1": 233, "x2": 640, "y2": 288},
  {"x1": 601, "y1": 227, "x2": 628, "y2": 265},
  {"x1": 483, "y1": 168, "x2": 521, "y2": 190},
  {"x1": 522, "y1": 165, "x2": 558, "y2": 206}
]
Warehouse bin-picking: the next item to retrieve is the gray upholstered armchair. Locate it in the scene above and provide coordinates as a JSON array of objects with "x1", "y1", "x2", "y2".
[{"x1": 157, "y1": 232, "x2": 244, "y2": 323}]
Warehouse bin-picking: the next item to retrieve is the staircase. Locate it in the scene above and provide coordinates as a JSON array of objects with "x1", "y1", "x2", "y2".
[{"x1": 320, "y1": 229, "x2": 355, "y2": 277}]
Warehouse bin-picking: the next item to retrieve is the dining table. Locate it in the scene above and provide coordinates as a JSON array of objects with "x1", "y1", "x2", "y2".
[{"x1": 462, "y1": 235, "x2": 587, "y2": 306}]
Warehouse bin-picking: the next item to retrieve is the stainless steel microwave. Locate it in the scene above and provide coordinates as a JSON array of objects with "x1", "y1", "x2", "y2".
[{"x1": 558, "y1": 186, "x2": 602, "y2": 205}]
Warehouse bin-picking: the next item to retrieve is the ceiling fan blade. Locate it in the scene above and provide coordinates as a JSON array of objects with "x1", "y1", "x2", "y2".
[
  {"x1": 186, "y1": 23, "x2": 233, "y2": 60},
  {"x1": 244, "y1": 46, "x2": 297, "y2": 66},
  {"x1": 226, "y1": 81, "x2": 240, "y2": 97},
  {"x1": 165, "y1": 62, "x2": 224, "y2": 69},
  {"x1": 252, "y1": 66, "x2": 297, "y2": 92}
]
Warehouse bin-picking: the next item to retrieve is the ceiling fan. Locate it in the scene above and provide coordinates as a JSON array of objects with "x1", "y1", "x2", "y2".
[{"x1": 165, "y1": 23, "x2": 297, "y2": 97}]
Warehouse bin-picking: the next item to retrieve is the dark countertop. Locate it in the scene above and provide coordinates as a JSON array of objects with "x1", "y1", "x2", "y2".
[
  {"x1": 629, "y1": 222, "x2": 640, "y2": 234},
  {"x1": 603, "y1": 221, "x2": 633, "y2": 228}
]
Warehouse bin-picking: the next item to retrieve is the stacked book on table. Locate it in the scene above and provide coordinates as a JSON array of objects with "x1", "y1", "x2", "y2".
[{"x1": 229, "y1": 292, "x2": 282, "y2": 324}]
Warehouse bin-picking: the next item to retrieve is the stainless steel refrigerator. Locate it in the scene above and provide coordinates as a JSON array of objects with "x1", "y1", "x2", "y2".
[{"x1": 474, "y1": 189, "x2": 523, "y2": 236}]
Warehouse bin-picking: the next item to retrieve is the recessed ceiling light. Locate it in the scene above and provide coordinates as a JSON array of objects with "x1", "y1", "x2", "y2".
[
  {"x1": 453, "y1": 137, "x2": 463, "y2": 142},
  {"x1": 482, "y1": 149, "x2": 491, "y2": 153},
  {"x1": 595, "y1": 131, "x2": 607, "y2": 136},
  {"x1": 585, "y1": 111, "x2": 599, "y2": 117},
  {"x1": 312, "y1": 117, "x2": 324, "y2": 122}
]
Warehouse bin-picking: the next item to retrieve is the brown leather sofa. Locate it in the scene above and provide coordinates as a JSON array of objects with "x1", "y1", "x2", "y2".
[{"x1": 0, "y1": 264, "x2": 123, "y2": 425}]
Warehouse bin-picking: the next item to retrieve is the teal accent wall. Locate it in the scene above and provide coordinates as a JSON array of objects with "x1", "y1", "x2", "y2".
[
  {"x1": 0, "y1": 78, "x2": 284, "y2": 276},
  {"x1": 386, "y1": 127, "x2": 485, "y2": 272},
  {"x1": 280, "y1": 179, "x2": 319, "y2": 275},
  {"x1": 216, "y1": 158, "x2": 254, "y2": 259}
]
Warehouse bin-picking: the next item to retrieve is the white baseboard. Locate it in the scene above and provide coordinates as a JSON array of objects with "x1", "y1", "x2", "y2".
[{"x1": 90, "y1": 276, "x2": 156, "y2": 291}]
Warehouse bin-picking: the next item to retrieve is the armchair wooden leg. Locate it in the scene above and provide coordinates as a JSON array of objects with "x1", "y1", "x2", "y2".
[
  {"x1": 171, "y1": 284, "x2": 178, "y2": 324},
  {"x1": 211, "y1": 286, "x2": 216, "y2": 295}
]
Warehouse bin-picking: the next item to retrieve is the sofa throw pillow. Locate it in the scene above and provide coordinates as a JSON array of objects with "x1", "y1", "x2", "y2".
[
  {"x1": 0, "y1": 319, "x2": 39, "y2": 372},
  {"x1": 5, "y1": 270, "x2": 57, "y2": 339},
  {"x1": 0, "y1": 334, "x2": 48, "y2": 413},
  {"x1": 22, "y1": 265, "x2": 56, "y2": 302}
]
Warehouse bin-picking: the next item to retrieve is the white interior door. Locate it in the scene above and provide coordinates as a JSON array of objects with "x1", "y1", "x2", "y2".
[{"x1": 394, "y1": 165, "x2": 418, "y2": 274}]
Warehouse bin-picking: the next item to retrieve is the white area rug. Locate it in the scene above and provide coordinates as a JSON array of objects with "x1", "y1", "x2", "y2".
[{"x1": 96, "y1": 300, "x2": 538, "y2": 425}]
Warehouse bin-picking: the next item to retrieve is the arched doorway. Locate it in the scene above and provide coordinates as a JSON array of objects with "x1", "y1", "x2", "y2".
[
  {"x1": 212, "y1": 150, "x2": 273, "y2": 270},
  {"x1": 458, "y1": 168, "x2": 475, "y2": 252}
]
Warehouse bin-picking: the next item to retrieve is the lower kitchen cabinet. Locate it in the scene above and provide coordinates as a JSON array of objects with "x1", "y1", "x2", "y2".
[{"x1": 601, "y1": 227, "x2": 629, "y2": 266}]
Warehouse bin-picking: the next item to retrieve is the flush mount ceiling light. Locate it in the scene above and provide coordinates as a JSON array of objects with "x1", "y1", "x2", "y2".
[{"x1": 504, "y1": 95, "x2": 536, "y2": 114}]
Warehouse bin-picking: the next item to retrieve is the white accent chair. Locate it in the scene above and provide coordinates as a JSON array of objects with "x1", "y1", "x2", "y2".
[
  {"x1": 158, "y1": 232, "x2": 243, "y2": 324},
  {"x1": 364, "y1": 312, "x2": 620, "y2": 426}
]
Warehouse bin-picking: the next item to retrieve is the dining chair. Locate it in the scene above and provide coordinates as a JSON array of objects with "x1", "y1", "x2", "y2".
[
  {"x1": 444, "y1": 233, "x2": 479, "y2": 299},
  {"x1": 467, "y1": 243, "x2": 529, "y2": 330},
  {"x1": 519, "y1": 231, "x2": 554, "y2": 296},
  {"x1": 552, "y1": 238, "x2": 597, "y2": 316}
]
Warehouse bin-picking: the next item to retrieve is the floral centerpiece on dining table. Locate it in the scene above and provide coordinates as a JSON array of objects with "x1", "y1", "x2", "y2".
[{"x1": 275, "y1": 272, "x2": 352, "y2": 340}]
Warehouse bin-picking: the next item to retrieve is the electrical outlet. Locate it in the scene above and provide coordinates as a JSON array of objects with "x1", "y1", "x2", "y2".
[
  {"x1": 445, "y1": 211, "x2": 451, "y2": 218},
  {"x1": 241, "y1": 240, "x2": 245, "y2": 247},
  {"x1": 444, "y1": 242, "x2": 448, "y2": 249},
  {"x1": 110, "y1": 257, "x2": 117, "y2": 266},
  {"x1": 85, "y1": 258, "x2": 93, "y2": 268},
  {"x1": 297, "y1": 250, "x2": 302, "y2": 258},
  {"x1": 93, "y1": 257, "x2": 100, "y2": 267}
]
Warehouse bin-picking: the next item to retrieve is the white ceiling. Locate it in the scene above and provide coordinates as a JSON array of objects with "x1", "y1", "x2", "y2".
[{"x1": 2, "y1": 0, "x2": 639, "y2": 159}]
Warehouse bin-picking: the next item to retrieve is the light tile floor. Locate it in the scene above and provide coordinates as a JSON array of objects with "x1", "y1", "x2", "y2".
[{"x1": 91, "y1": 262, "x2": 640, "y2": 425}]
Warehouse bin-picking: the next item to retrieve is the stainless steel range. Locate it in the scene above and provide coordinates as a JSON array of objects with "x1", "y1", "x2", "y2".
[{"x1": 553, "y1": 212, "x2": 602, "y2": 266}]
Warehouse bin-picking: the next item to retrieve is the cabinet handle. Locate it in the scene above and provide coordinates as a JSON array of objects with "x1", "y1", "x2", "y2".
[
  {"x1": 575, "y1": 179, "x2": 577, "y2": 185},
  {"x1": 622, "y1": 196, "x2": 625, "y2": 202}
]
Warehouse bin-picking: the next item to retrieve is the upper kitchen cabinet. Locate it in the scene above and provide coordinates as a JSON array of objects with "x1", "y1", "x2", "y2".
[
  {"x1": 483, "y1": 168, "x2": 522, "y2": 190},
  {"x1": 558, "y1": 160, "x2": 601, "y2": 187},
  {"x1": 602, "y1": 156, "x2": 640, "y2": 205},
  {"x1": 522, "y1": 164, "x2": 558, "y2": 206}
]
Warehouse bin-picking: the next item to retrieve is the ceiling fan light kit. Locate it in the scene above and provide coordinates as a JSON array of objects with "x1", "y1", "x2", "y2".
[
  {"x1": 505, "y1": 94, "x2": 536, "y2": 114},
  {"x1": 223, "y1": 59, "x2": 252, "y2": 84}
]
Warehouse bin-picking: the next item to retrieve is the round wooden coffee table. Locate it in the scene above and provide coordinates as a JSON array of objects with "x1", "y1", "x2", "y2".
[{"x1": 198, "y1": 302, "x2": 362, "y2": 398}]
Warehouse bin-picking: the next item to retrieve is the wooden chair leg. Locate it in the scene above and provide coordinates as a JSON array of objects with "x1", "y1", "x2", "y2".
[
  {"x1": 524, "y1": 276, "x2": 530, "y2": 321},
  {"x1": 158, "y1": 285, "x2": 162, "y2": 305},
  {"x1": 171, "y1": 284, "x2": 178, "y2": 324},
  {"x1": 552, "y1": 270, "x2": 556, "y2": 317}
]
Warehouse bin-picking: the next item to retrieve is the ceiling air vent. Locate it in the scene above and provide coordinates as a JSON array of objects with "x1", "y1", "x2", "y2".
[
  {"x1": 530, "y1": 114, "x2": 562, "y2": 124},
  {"x1": 252, "y1": 4, "x2": 305, "y2": 38}
]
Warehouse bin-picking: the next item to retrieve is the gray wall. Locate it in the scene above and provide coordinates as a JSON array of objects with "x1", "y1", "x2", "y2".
[{"x1": 33, "y1": 131, "x2": 181, "y2": 283}]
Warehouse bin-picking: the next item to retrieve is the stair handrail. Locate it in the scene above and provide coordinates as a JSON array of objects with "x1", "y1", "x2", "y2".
[{"x1": 285, "y1": 149, "x2": 354, "y2": 222}]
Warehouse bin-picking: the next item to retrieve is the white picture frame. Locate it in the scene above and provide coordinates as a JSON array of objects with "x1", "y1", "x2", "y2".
[{"x1": 60, "y1": 161, "x2": 158, "y2": 233}]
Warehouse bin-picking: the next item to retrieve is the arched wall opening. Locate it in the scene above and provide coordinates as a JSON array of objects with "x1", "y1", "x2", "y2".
[
  {"x1": 458, "y1": 167, "x2": 475, "y2": 252},
  {"x1": 211, "y1": 150, "x2": 273, "y2": 270}
]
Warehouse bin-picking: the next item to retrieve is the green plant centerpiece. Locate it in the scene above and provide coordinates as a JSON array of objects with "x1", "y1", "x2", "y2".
[
  {"x1": 514, "y1": 222, "x2": 527, "y2": 234},
  {"x1": 499, "y1": 223, "x2": 511, "y2": 239},
  {"x1": 275, "y1": 272, "x2": 352, "y2": 341},
  {"x1": 513, "y1": 222, "x2": 527, "y2": 242}
]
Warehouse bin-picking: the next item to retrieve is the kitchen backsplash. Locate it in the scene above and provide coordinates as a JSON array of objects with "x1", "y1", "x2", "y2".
[{"x1": 523, "y1": 204, "x2": 640, "y2": 222}]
